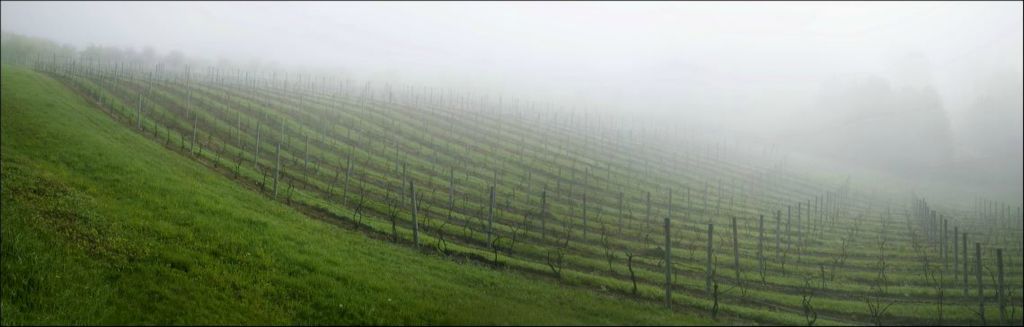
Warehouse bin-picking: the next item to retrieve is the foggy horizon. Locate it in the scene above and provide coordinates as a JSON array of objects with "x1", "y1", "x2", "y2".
[{"x1": 3, "y1": 1, "x2": 1022, "y2": 202}]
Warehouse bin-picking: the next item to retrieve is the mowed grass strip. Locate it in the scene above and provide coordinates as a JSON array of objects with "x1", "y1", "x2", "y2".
[{"x1": 0, "y1": 66, "x2": 716, "y2": 325}]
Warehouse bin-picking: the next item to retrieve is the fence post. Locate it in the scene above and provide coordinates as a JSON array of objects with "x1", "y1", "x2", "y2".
[
  {"x1": 583, "y1": 192, "x2": 588, "y2": 240},
  {"x1": 487, "y1": 185, "x2": 495, "y2": 246},
  {"x1": 665, "y1": 188, "x2": 673, "y2": 297},
  {"x1": 954, "y1": 226, "x2": 959, "y2": 286},
  {"x1": 412, "y1": 180, "x2": 419, "y2": 246},
  {"x1": 273, "y1": 141, "x2": 281, "y2": 198},
  {"x1": 963, "y1": 233, "x2": 969, "y2": 296},
  {"x1": 191, "y1": 114, "x2": 198, "y2": 155},
  {"x1": 976, "y1": 242, "x2": 984, "y2": 324},
  {"x1": 775, "y1": 210, "x2": 781, "y2": 260},
  {"x1": 797, "y1": 202, "x2": 803, "y2": 248},
  {"x1": 758, "y1": 215, "x2": 765, "y2": 271},
  {"x1": 137, "y1": 92, "x2": 143, "y2": 130},
  {"x1": 540, "y1": 188, "x2": 547, "y2": 241},
  {"x1": 273, "y1": 119, "x2": 284, "y2": 198},
  {"x1": 706, "y1": 223, "x2": 714, "y2": 295},
  {"x1": 997, "y1": 248, "x2": 1005, "y2": 324},
  {"x1": 645, "y1": 191, "x2": 652, "y2": 234},
  {"x1": 732, "y1": 216, "x2": 740, "y2": 282},
  {"x1": 254, "y1": 120, "x2": 261, "y2": 168},
  {"x1": 303, "y1": 134, "x2": 309, "y2": 172},
  {"x1": 342, "y1": 151, "x2": 353, "y2": 200},
  {"x1": 942, "y1": 217, "x2": 948, "y2": 272},
  {"x1": 618, "y1": 192, "x2": 625, "y2": 234},
  {"x1": 786, "y1": 207, "x2": 792, "y2": 253},
  {"x1": 664, "y1": 215, "x2": 672, "y2": 308}
]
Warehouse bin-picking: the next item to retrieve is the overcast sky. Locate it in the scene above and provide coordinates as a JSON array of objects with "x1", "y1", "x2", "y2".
[
  {"x1": 3, "y1": 2, "x2": 1020, "y2": 117},
  {"x1": 3, "y1": 1, "x2": 1022, "y2": 200}
]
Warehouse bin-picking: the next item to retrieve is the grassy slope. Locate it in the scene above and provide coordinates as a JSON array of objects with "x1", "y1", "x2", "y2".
[
  {"x1": 0, "y1": 66, "x2": 714, "y2": 325},
  {"x1": 44, "y1": 62, "x2": 1024, "y2": 325}
]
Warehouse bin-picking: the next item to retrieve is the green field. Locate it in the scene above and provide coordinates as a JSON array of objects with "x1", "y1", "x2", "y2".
[
  {"x1": 1, "y1": 66, "x2": 719, "y2": 325},
  {"x1": 2, "y1": 56, "x2": 1022, "y2": 326}
]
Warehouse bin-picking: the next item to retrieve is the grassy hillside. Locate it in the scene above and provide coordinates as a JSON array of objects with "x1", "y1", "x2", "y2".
[
  {"x1": 4, "y1": 54, "x2": 1022, "y2": 326},
  {"x1": 29, "y1": 56, "x2": 1021, "y2": 326},
  {"x1": 4, "y1": 54, "x2": 1019, "y2": 325},
  {"x1": 0, "y1": 66, "x2": 715, "y2": 325}
]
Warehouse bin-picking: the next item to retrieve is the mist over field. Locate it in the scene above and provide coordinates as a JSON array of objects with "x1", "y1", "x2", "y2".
[
  {"x1": 5, "y1": 1, "x2": 1020, "y2": 202},
  {"x1": 1, "y1": 2, "x2": 1022, "y2": 325}
]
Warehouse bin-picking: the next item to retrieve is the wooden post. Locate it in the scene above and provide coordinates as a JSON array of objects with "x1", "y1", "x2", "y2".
[
  {"x1": 963, "y1": 233, "x2": 968, "y2": 296},
  {"x1": 976, "y1": 242, "x2": 984, "y2": 323},
  {"x1": 254, "y1": 120, "x2": 261, "y2": 168},
  {"x1": 411, "y1": 180, "x2": 419, "y2": 246},
  {"x1": 819, "y1": 194, "x2": 824, "y2": 227},
  {"x1": 706, "y1": 223, "x2": 714, "y2": 295},
  {"x1": 758, "y1": 214, "x2": 764, "y2": 273},
  {"x1": 942, "y1": 217, "x2": 948, "y2": 272},
  {"x1": 273, "y1": 141, "x2": 281, "y2": 198},
  {"x1": 646, "y1": 191, "x2": 652, "y2": 232},
  {"x1": 775, "y1": 210, "x2": 781, "y2": 260},
  {"x1": 541, "y1": 188, "x2": 547, "y2": 241},
  {"x1": 733, "y1": 217, "x2": 741, "y2": 278},
  {"x1": 448, "y1": 166, "x2": 454, "y2": 213},
  {"x1": 342, "y1": 150, "x2": 353, "y2": 200},
  {"x1": 786, "y1": 206, "x2": 792, "y2": 252},
  {"x1": 665, "y1": 187, "x2": 673, "y2": 295},
  {"x1": 582, "y1": 192, "x2": 588, "y2": 240},
  {"x1": 303, "y1": 134, "x2": 309, "y2": 172},
  {"x1": 401, "y1": 163, "x2": 407, "y2": 202},
  {"x1": 797, "y1": 202, "x2": 803, "y2": 247},
  {"x1": 794, "y1": 205, "x2": 802, "y2": 254},
  {"x1": 488, "y1": 185, "x2": 495, "y2": 246},
  {"x1": 614, "y1": 192, "x2": 622, "y2": 235},
  {"x1": 703, "y1": 181, "x2": 709, "y2": 222},
  {"x1": 954, "y1": 226, "x2": 959, "y2": 286},
  {"x1": 191, "y1": 114, "x2": 198, "y2": 155},
  {"x1": 236, "y1": 110, "x2": 241, "y2": 150},
  {"x1": 664, "y1": 215, "x2": 672, "y2": 308},
  {"x1": 813, "y1": 199, "x2": 820, "y2": 238},
  {"x1": 997, "y1": 248, "x2": 1005, "y2": 324},
  {"x1": 137, "y1": 92, "x2": 143, "y2": 130}
]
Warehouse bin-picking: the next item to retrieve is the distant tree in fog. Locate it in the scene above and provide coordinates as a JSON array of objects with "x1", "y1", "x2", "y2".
[{"x1": 807, "y1": 75, "x2": 955, "y2": 175}]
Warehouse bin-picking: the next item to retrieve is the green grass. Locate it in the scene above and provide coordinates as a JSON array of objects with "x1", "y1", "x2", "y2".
[
  {"x1": 0, "y1": 66, "x2": 717, "y2": 325},
  {"x1": 17, "y1": 61, "x2": 1024, "y2": 326}
]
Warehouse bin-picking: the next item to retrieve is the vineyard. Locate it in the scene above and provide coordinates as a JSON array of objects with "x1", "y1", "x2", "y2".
[{"x1": 14, "y1": 58, "x2": 1024, "y2": 325}]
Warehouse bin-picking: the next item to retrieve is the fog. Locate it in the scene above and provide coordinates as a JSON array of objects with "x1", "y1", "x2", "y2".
[{"x1": 3, "y1": 1, "x2": 1022, "y2": 201}]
